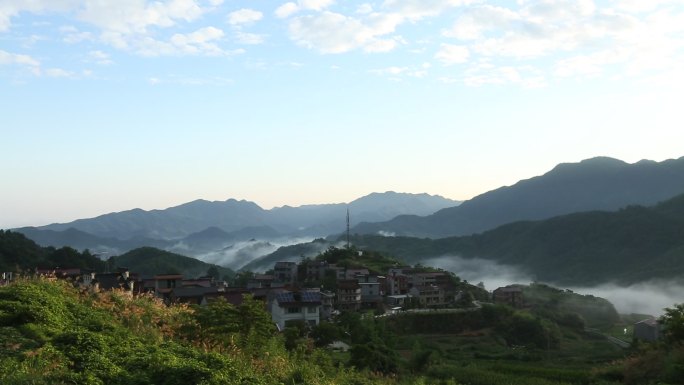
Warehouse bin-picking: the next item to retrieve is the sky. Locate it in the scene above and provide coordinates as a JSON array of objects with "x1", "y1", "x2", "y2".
[{"x1": 1, "y1": 0, "x2": 684, "y2": 229}]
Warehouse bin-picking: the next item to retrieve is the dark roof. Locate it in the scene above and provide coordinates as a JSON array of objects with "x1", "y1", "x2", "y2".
[
  {"x1": 635, "y1": 318, "x2": 659, "y2": 327},
  {"x1": 172, "y1": 287, "x2": 222, "y2": 298},
  {"x1": 95, "y1": 273, "x2": 125, "y2": 290},
  {"x1": 154, "y1": 274, "x2": 183, "y2": 279},
  {"x1": 276, "y1": 291, "x2": 321, "y2": 305},
  {"x1": 204, "y1": 291, "x2": 248, "y2": 307},
  {"x1": 253, "y1": 274, "x2": 274, "y2": 280},
  {"x1": 494, "y1": 286, "x2": 523, "y2": 293}
]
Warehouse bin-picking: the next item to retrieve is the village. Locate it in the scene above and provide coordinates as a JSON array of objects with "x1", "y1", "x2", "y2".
[
  {"x1": 5, "y1": 248, "x2": 661, "y2": 344},
  {"x1": 3, "y1": 248, "x2": 523, "y2": 330}
]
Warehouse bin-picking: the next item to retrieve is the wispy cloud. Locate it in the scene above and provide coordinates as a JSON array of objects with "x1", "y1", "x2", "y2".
[
  {"x1": 288, "y1": 11, "x2": 403, "y2": 53},
  {"x1": 227, "y1": 8, "x2": 263, "y2": 25}
]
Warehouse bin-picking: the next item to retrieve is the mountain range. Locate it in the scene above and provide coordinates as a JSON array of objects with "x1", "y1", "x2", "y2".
[
  {"x1": 27, "y1": 191, "x2": 460, "y2": 240},
  {"x1": 14, "y1": 192, "x2": 460, "y2": 268},
  {"x1": 352, "y1": 156, "x2": 684, "y2": 238}
]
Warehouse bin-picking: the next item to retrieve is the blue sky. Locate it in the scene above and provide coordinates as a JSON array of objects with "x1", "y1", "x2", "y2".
[{"x1": 1, "y1": 0, "x2": 684, "y2": 228}]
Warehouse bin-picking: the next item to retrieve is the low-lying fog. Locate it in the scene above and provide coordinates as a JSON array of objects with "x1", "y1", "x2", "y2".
[
  {"x1": 191, "y1": 237, "x2": 316, "y2": 270},
  {"x1": 424, "y1": 255, "x2": 683, "y2": 317}
]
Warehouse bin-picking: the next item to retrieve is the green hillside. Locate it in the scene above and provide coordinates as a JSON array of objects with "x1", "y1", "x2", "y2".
[
  {"x1": 109, "y1": 247, "x2": 234, "y2": 279},
  {"x1": 0, "y1": 229, "x2": 105, "y2": 272},
  {"x1": 0, "y1": 279, "x2": 396, "y2": 385},
  {"x1": 351, "y1": 193, "x2": 684, "y2": 285}
]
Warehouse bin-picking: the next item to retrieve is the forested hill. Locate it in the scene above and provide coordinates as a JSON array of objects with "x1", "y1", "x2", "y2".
[
  {"x1": 109, "y1": 247, "x2": 234, "y2": 279},
  {"x1": 0, "y1": 230, "x2": 105, "y2": 272},
  {"x1": 352, "y1": 156, "x2": 684, "y2": 238},
  {"x1": 351, "y1": 193, "x2": 684, "y2": 286}
]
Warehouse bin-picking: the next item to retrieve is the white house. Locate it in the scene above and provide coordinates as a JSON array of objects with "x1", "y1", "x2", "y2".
[{"x1": 270, "y1": 290, "x2": 322, "y2": 330}]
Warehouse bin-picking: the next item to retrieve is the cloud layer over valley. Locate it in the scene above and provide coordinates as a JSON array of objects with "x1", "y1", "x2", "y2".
[{"x1": 425, "y1": 255, "x2": 683, "y2": 316}]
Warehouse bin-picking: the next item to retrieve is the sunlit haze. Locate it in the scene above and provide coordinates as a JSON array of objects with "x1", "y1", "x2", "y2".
[{"x1": 2, "y1": 0, "x2": 683, "y2": 229}]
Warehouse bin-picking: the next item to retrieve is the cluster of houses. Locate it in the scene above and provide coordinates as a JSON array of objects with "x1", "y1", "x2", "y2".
[
  {"x1": 22, "y1": 258, "x2": 481, "y2": 331},
  {"x1": 249, "y1": 260, "x2": 475, "y2": 330}
]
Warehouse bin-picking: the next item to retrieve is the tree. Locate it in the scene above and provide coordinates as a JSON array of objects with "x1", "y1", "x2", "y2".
[
  {"x1": 660, "y1": 303, "x2": 684, "y2": 344},
  {"x1": 206, "y1": 266, "x2": 220, "y2": 281},
  {"x1": 310, "y1": 321, "x2": 340, "y2": 347}
]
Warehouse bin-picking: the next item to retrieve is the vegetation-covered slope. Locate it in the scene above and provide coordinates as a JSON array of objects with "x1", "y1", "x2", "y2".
[
  {"x1": 0, "y1": 279, "x2": 397, "y2": 385},
  {"x1": 0, "y1": 230, "x2": 105, "y2": 272},
  {"x1": 351, "y1": 193, "x2": 684, "y2": 285},
  {"x1": 109, "y1": 247, "x2": 234, "y2": 279}
]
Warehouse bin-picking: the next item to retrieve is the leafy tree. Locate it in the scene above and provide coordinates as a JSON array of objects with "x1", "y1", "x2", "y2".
[
  {"x1": 206, "y1": 266, "x2": 220, "y2": 281},
  {"x1": 232, "y1": 271, "x2": 255, "y2": 287},
  {"x1": 349, "y1": 342, "x2": 400, "y2": 374},
  {"x1": 310, "y1": 321, "x2": 340, "y2": 347},
  {"x1": 660, "y1": 303, "x2": 684, "y2": 345}
]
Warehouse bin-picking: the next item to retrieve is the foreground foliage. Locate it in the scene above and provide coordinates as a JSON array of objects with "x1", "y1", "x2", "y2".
[{"x1": 0, "y1": 279, "x2": 396, "y2": 385}]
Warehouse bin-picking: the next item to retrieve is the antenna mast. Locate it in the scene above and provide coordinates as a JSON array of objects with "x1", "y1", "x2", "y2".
[{"x1": 346, "y1": 207, "x2": 350, "y2": 249}]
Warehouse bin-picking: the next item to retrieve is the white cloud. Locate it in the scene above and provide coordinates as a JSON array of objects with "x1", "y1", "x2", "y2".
[
  {"x1": 370, "y1": 64, "x2": 428, "y2": 79},
  {"x1": 0, "y1": 50, "x2": 40, "y2": 67},
  {"x1": 235, "y1": 31, "x2": 265, "y2": 45},
  {"x1": 88, "y1": 50, "x2": 113, "y2": 65},
  {"x1": 520, "y1": 0, "x2": 596, "y2": 24},
  {"x1": 382, "y1": 0, "x2": 476, "y2": 21},
  {"x1": 1, "y1": 49, "x2": 81, "y2": 79},
  {"x1": 356, "y1": 3, "x2": 373, "y2": 14},
  {"x1": 228, "y1": 8, "x2": 263, "y2": 25},
  {"x1": 275, "y1": 2, "x2": 299, "y2": 18},
  {"x1": 611, "y1": 0, "x2": 680, "y2": 14},
  {"x1": 76, "y1": 0, "x2": 205, "y2": 34},
  {"x1": 63, "y1": 30, "x2": 95, "y2": 44},
  {"x1": 0, "y1": 0, "x2": 77, "y2": 32},
  {"x1": 370, "y1": 66, "x2": 407, "y2": 75},
  {"x1": 463, "y1": 61, "x2": 547, "y2": 88},
  {"x1": 146, "y1": 74, "x2": 234, "y2": 86},
  {"x1": 438, "y1": 0, "x2": 684, "y2": 86},
  {"x1": 275, "y1": 0, "x2": 334, "y2": 18},
  {"x1": 435, "y1": 43, "x2": 469, "y2": 65},
  {"x1": 299, "y1": 0, "x2": 335, "y2": 11},
  {"x1": 444, "y1": 5, "x2": 519, "y2": 40},
  {"x1": 44, "y1": 68, "x2": 75, "y2": 78},
  {"x1": 168, "y1": 26, "x2": 226, "y2": 56},
  {"x1": 288, "y1": 11, "x2": 403, "y2": 53}
]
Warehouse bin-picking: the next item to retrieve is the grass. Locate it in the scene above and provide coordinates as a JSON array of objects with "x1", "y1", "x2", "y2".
[
  {"x1": 394, "y1": 328, "x2": 626, "y2": 385},
  {"x1": 604, "y1": 323, "x2": 633, "y2": 344}
]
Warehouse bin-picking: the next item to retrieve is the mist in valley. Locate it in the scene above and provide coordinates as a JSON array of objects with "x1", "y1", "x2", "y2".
[
  {"x1": 190, "y1": 237, "x2": 316, "y2": 270},
  {"x1": 424, "y1": 255, "x2": 683, "y2": 317}
]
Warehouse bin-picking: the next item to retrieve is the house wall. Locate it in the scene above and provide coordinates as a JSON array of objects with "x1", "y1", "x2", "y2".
[
  {"x1": 271, "y1": 300, "x2": 320, "y2": 330},
  {"x1": 634, "y1": 321, "x2": 661, "y2": 342}
]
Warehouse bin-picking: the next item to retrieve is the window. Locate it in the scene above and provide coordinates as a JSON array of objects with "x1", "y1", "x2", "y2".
[
  {"x1": 307, "y1": 306, "x2": 317, "y2": 314},
  {"x1": 287, "y1": 307, "x2": 301, "y2": 314}
]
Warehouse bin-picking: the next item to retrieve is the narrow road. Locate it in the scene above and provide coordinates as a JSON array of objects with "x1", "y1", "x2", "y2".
[{"x1": 585, "y1": 328, "x2": 631, "y2": 349}]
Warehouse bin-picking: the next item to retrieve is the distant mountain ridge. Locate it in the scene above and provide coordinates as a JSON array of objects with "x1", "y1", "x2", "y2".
[
  {"x1": 29, "y1": 192, "x2": 459, "y2": 240},
  {"x1": 352, "y1": 156, "x2": 684, "y2": 238},
  {"x1": 14, "y1": 192, "x2": 460, "y2": 268}
]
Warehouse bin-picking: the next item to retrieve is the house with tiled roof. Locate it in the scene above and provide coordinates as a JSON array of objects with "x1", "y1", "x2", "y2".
[{"x1": 270, "y1": 290, "x2": 322, "y2": 330}]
